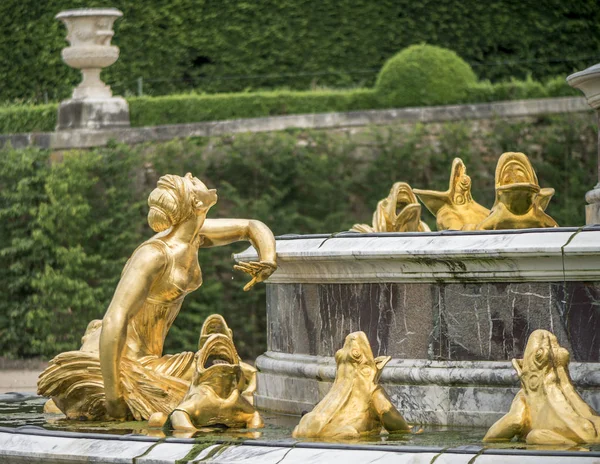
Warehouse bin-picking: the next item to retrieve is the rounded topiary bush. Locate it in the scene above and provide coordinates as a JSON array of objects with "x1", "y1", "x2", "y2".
[{"x1": 375, "y1": 44, "x2": 477, "y2": 107}]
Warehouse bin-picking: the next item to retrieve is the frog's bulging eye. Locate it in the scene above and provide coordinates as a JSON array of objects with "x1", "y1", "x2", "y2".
[
  {"x1": 351, "y1": 349, "x2": 361, "y2": 359},
  {"x1": 535, "y1": 348, "x2": 545, "y2": 362}
]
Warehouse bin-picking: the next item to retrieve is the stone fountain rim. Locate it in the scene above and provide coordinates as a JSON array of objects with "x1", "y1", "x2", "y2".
[
  {"x1": 236, "y1": 226, "x2": 600, "y2": 283},
  {"x1": 55, "y1": 8, "x2": 123, "y2": 20},
  {"x1": 1, "y1": 426, "x2": 600, "y2": 459},
  {"x1": 272, "y1": 225, "x2": 590, "y2": 241}
]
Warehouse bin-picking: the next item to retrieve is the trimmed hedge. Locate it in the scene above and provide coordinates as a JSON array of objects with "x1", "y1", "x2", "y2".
[
  {"x1": 0, "y1": 77, "x2": 580, "y2": 134},
  {"x1": 129, "y1": 89, "x2": 378, "y2": 127},
  {"x1": 0, "y1": 113, "x2": 596, "y2": 359},
  {"x1": 1, "y1": 0, "x2": 600, "y2": 102},
  {"x1": 375, "y1": 44, "x2": 477, "y2": 107},
  {"x1": 0, "y1": 104, "x2": 58, "y2": 134},
  {"x1": 465, "y1": 76, "x2": 579, "y2": 102}
]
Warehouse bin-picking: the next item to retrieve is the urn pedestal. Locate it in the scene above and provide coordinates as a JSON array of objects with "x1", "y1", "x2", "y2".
[{"x1": 55, "y1": 8, "x2": 130, "y2": 131}]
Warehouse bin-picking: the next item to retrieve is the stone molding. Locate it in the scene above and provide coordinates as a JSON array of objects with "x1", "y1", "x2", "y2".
[
  {"x1": 0, "y1": 96, "x2": 590, "y2": 149},
  {"x1": 256, "y1": 352, "x2": 600, "y2": 425},
  {"x1": 1, "y1": 429, "x2": 596, "y2": 463},
  {"x1": 257, "y1": 351, "x2": 600, "y2": 388},
  {"x1": 235, "y1": 227, "x2": 600, "y2": 283}
]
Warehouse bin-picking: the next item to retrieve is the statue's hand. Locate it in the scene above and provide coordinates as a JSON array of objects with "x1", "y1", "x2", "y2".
[
  {"x1": 233, "y1": 261, "x2": 277, "y2": 291},
  {"x1": 106, "y1": 396, "x2": 129, "y2": 421}
]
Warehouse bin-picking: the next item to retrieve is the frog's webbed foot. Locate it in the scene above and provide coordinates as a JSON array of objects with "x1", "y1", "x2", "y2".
[
  {"x1": 170, "y1": 409, "x2": 198, "y2": 431},
  {"x1": 483, "y1": 411, "x2": 526, "y2": 442},
  {"x1": 246, "y1": 411, "x2": 264, "y2": 429},
  {"x1": 332, "y1": 425, "x2": 360, "y2": 438},
  {"x1": 148, "y1": 412, "x2": 168, "y2": 428},
  {"x1": 43, "y1": 399, "x2": 63, "y2": 415},
  {"x1": 372, "y1": 387, "x2": 411, "y2": 432},
  {"x1": 292, "y1": 412, "x2": 327, "y2": 438},
  {"x1": 526, "y1": 429, "x2": 578, "y2": 446},
  {"x1": 483, "y1": 391, "x2": 528, "y2": 442}
]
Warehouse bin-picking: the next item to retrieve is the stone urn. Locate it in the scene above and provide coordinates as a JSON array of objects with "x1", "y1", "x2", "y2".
[
  {"x1": 55, "y1": 8, "x2": 130, "y2": 130},
  {"x1": 568, "y1": 64, "x2": 600, "y2": 224}
]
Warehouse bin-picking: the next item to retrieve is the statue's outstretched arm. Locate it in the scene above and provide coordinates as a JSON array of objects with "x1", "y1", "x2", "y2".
[
  {"x1": 200, "y1": 219, "x2": 277, "y2": 290},
  {"x1": 100, "y1": 245, "x2": 165, "y2": 419},
  {"x1": 200, "y1": 219, "x2": 275, "y2": 257}
]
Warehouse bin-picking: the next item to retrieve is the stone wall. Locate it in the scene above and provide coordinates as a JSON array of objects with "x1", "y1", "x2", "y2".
[{"x1": 0, "y1": 97, "x2": 589, "y2": 150}]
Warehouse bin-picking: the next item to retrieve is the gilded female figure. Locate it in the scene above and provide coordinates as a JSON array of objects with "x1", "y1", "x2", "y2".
[{"x1": 38, "y1": 173, "x2": 277, "y2": 421}]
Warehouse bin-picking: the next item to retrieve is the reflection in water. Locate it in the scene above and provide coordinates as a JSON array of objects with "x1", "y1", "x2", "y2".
[{"x1": 0, "y1": 397, "x2": 596, "y2": 452}]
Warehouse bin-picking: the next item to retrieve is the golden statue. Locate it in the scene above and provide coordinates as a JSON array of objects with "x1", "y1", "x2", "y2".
[
  {"x1": 163, "y1": 333, "x2": 263, "y2": 431},
  {"x1": 292, "y1": 331, "x2": 411, "y2": 439},
  {"x1": 37, "y1": 173, "x2": 277, "y2": 421},
  {"x1": 476, "y1": 152, "x2": 558, "y2": 230},
  {"x1": 483, "y1": 330, "x2": 600, "y2": 445},
  {"x1": 196, "y1": 314, "x2": 257, "y2": 405},
  {"x1": 351, "y1": 182, "x2": 430, "y2": 233},
  {"x1": 413, "y1": 158, "x2": 489, "y2": 230}
]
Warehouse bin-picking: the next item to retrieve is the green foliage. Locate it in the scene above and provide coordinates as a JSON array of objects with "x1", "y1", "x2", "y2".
[
  {"x1": 375, "y1": 44, "x2": 477, "y2": 107},
  {"x1": 0, "y1": 104, "x2": 57, "y2": 134},
  {"x1": 0, "y1": 144, "x2": 146, "y2": 356},
  {"x1": 0, "y1": 75, "x2": 579, "y2": 134},
  {"x1": 1, "y1": 0, "x2": 600, "y2": 102},
  {"x1": 544, "y1": 76, "x2": 582, "y2": 98},
  {"x1": 0, "y1": 112, "x2": 596, "y2": 359},
  {"x1": 129, "y1": 89, "x2": 378, "y2": 127},
  {"x1": 465, "y1": 76, "x2": 580, "y2": 102}
]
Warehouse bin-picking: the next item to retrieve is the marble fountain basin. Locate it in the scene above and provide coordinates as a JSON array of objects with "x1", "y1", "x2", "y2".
[
  {"x1": 3, "y1": 227, "x2": 600, "y2": 462},
  {"x1": 235, "y1": 227, "x2": 600, "y2": 427},
  {"x1": 1, "y1": 393, "x2": 600, "y2": 463}
]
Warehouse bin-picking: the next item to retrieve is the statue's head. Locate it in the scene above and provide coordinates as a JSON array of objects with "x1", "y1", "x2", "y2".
[
  {"x1": 147, "y1": 173, "x2": 218, "y2": 232},
  {"x1": 192, "y1": 333, "x2": 243, "y2": 396},
  {"x1": 334, "y1": 331, "x2": 391, "y2": 384},
  {"x1": 450, "y1": 158, "x2": 472, "y2": 204},
  {"x1": 198, "y1": 314, "x2": 234, "y2": 350},
  {"x1": 513, "y1": 329, "x2": 570, "y2": 392},
  {"x1": 494, "y1": 153, "x2": 541, "y2": 215}
]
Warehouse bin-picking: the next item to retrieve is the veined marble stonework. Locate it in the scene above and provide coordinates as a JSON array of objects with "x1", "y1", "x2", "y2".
[
  {"x1": 260, "y1": 279, "x2": 600, "y2": 425},
  {"x1": 235, "y1": 229, "x2": 600, "y2": 425},
  {"x1": 266, "y1": 281, "x2": 600, "y2": 362}
]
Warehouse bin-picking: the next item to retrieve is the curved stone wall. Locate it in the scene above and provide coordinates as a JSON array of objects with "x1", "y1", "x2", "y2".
[{"x1": 236, "y1": 227, "x2": 600, "y2": 426}]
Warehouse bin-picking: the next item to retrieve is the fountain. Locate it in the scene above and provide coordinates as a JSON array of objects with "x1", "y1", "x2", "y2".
[
  {"x1": 0, "y1": 152, "x2": 599, "y2": 463},
  {"x1": 3, "y1": 9, "x2": 600, "y2": 463},
  {"x1": 242, "y1": 155, "x2": 599, "y2": 430}
]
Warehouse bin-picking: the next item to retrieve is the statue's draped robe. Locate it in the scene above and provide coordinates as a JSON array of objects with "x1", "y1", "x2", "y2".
[{"x1": 38, "y1": 239, "x2": 202, "y2": 420}]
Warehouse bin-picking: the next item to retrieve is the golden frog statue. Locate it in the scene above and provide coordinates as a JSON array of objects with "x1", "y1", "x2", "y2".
[
  {"x1": 413, "y1": 158, "x2": 489, "y2": 230},
  {"x1": 158, "y1": 333, "x2": 263, "y2": 431},
  {"x1": 197, "y1": 314, "x2": 257, "y2": 406},
  {"x1": 483, "y1": 329, "x2": 600, "y2": 445},
  {"x1": 292, "y1": 331, "x2": 411, "y2": 438},
  {"x1": 476, "y1": 152, "x2": 558, "y2": 230},
  {"x1": 351, "y1": 182, "x2": 430, "y2": 233}
]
